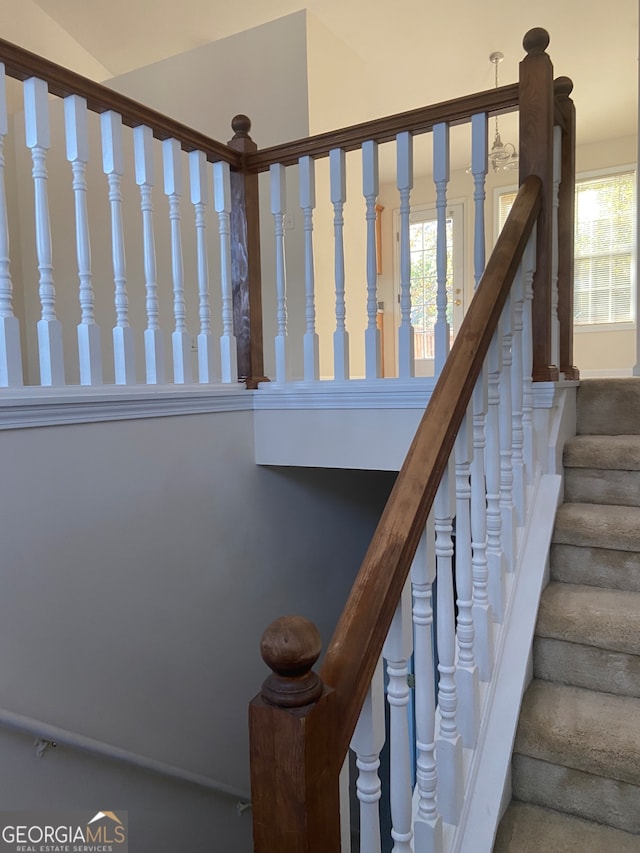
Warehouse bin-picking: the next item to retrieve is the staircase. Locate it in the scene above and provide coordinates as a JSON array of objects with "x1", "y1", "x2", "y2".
[{"x1": 495, "y1": 378, "x2": 640, "y2": 851}]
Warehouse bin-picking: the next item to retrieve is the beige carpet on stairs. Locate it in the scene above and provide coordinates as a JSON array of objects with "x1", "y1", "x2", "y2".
[{"x1": 493, "y1": 378, "x2": 640, "y2": 851}]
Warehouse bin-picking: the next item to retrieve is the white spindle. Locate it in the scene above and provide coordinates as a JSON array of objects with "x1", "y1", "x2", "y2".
[
  {"x1": 551, "y1": 125, "x2": 562, "y2": 372},
  {"x1": 471, "y1": 369, "x2": 494, "y2": 681},
  {"x1": 396, "y1": 131, "x2": 414, "y2": 378},
  {"x1": 471, "y1": 113, "x2": 488, "y2": 287},
  {"x1": 511, "y1": 264, "x2": 526, "y2": 525},
  {"x1": 383, "y1": 580, "x2": 413, "y2": 853},
  {"x1": 351, "y1": 657, "x2": 385, "y2": 853},
  {"x1": 213, "y1": 160, "x2": 238, "y2": 384},
  {"x1": 330, "y1": 148, "x2": 349, "y2": 380},
  {"x1": 270, "y1": 163, "x2": 288, "y2": 384},
  {"x1": 411, "y1": 522, "x2": 443, "y2": 853},
  {"x1": 134, "y1": 124, "x2": 165, "y2": 384},
  {"x1": 0, "y1": 64, "x2": 22, "y2": 387},
  {"x1": 163, "y1": 138, "x2": 191, "y2": 384},
  {"x1": 433, "y1": 122, "x2": 450, "y2": 375},
  {"x1": 363, "y1": 140, "x2": 381, "y2": 379},
  {"x1": 522, "y1": 232, "x2": 537, "y2": 484},
  {"x1": 499, "y1": 294, "x2": 516, "y2": 572},
  {"x1": 299, "y1": 156, "x2": 319, "y2": 382},
  {"x1": 24, "y1": 76, "x2": 64, "y2": 386},
  {"x1": 65, "y1": 95, "x2": 102, "y2": 386},
  {"x1": 434, "y1": 465, "x2": 463, "y2": 824},
  {"x1": 189, "y1": 150, "x2": 215, "y2": 384},
  {"x1": 102, "y1": 111, "x2": 135, "y2": 384},
  {"x1": 454, "y1": 412, "x2": 480, "y2": 748},
  {"x1": 485, "y1": 331, "x2": 505, "y2": 621}
]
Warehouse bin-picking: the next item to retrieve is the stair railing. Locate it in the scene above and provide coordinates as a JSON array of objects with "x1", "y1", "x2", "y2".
[
  {"x1": 0, "y1": 39, "x2": 267, "y2": 388},
  {"x1": 0, "y1": 28, "x2": 576, "y2": 395},
  {"x1": 248, "y1": 27, "x2": 576, "y2": 852}
]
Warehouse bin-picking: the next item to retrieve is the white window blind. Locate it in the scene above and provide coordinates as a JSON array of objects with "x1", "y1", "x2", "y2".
[{"x1": 497, "y1": 169, "x2": 636, "y2": 326}]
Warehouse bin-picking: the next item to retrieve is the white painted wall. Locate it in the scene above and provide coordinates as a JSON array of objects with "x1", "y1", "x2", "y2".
[{"x1": 0, "y1": 410, "x2": 394, "y2": 819}]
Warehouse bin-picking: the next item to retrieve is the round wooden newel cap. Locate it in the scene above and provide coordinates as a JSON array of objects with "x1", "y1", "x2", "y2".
[
  {"x1": 231, "y1": 114, "x2": 252, "y2": 138},
  {"x1": 261, "y1": 615, "x2": 322, "y2": 677},
  {"x1": 554, "y1": 76, "x2": 574, "y2": 98},
  {"x1": 523, "y1": 28, "x2": 550, "y2": 55}
]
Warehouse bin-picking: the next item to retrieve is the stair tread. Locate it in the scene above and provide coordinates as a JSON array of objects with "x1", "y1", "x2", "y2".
[
  {"x1": 564, "y1": 434, "x2": 640, "y2": 470},
  {"x1": 537, "y1": 582, "x2": 640, "y2": 655},
  {"x1": 514, "y1": 680, "x2": 640, "y2": 786},
  {"x1": 553, "y1": 502, "x2": 640, "y2": 552},
  {"x1": 494, "y1": 802, "x2": 640, "y2": 852},
  {"x1": 577, "y1": 378, "x2": 640, "y2": 436}
]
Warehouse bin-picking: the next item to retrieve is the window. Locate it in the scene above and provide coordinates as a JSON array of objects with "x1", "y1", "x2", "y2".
[
  {"x1": 497, "y1": 168, "x2": 636, "y2": 327},
  {"x1": 394, "y1": 203, "x2": 464, "y2": 364}
]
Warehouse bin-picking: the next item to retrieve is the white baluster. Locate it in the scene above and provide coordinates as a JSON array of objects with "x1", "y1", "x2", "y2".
[
  {"x1": 471, "y1": 113, "x2": 488, "y2": 287},
  {"x1": 471, "y1": 369, "x2": 494, "y2": 681},
  {"x1": 396, "y1": 131, "x2": 414, "y2": 378},
  {"x1": 65, "y1": 95, "x2": 102, "y2": 386},
  {"x1": 521, "y1": 232, "x2": 537, "y2": 485},
  {"x1": 363, "y1": 140, "x2": 381, "y2": 380},
  {"x1": 0, "y1": 63, "x2": 22, "y2": 387},
  {"x1": 485, "y1": 330, "x2": 506, "y2": 621},
  {"x1": 411, "y1": 521, "x2": 443, "y2": 853},
  {"x1": 299, "y1": 156, "x2": 319, "y2": 382},
  {"x1": 270, "y1": 163, "x2": 288, "y2": 384},
  {"x1": 213, "y1": 160, "x2": 238, "y2": 384},
  {"x1": 351, "y1": 656, "x2": 385, "y2": 853},
  {"x1": 24, "y1": 76, "x2": 64, "y2": 386},
  {"x1": 134, "y1": 124, "x2": 165, "y2": 384},
  {"x1": 499, "y1": 294, "x2": 516, "y2": 571},
  {"x1": 330, "y1": 148, "x2": 349, "y2": 380},
  {"x1": 163, "y1": 138, "x2": 191, "y2": 384},
  {"x1": 383, "y1": 580, "x2": 413, "y2": 852},
  {"x1": 102, "y1": 110, "x2": 135, "y2": 384},
  {"x1": 551, "y1": 125, "x2": 562, "y2": 372},
  {"x1": 433, "y1": 122, "x2": 450, "y2": 375},
  {"x1": 189, "y1": 150, "x2": 215, "y2": 384},
  {"x1": 511, "y1": 264, "x2": 526, "y2": 526},
  {"x1": 455, "y1": 412, "x2": 480, "y2": 747},
  {"x1": 434, "y1": 465, "x2": 463, "y2": 824}
]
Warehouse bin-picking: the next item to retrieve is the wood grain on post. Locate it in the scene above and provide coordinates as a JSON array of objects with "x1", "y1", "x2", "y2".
[
  {"x1": 249, "y1": 616, "x2": 341, "y2": 853},
  {"x1": 228, "y1": 115, "x2": 268, "y2": 388},
  {"x1": 519, "y1": 28, "x2": 559, "y2": 381},
  {"x1": 555, "y1": 77, "x2": 580, "y2": 380}
]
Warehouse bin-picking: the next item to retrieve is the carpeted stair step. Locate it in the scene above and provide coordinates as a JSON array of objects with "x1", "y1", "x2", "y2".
[
  {"x1": 512, "y1": 680, "x2": 640, "y2": 832},
  {"x1": 577, "y1": 378, "x2": 640, "y2": 436},
  {"x1": 551, "y1": 503, "x2": 640, "y2": 591},
  {"x1": 564, "y1": 435, "x2": 640, "y2": 506},
  {"x1": 494, "y1": 802, "x2": 640, "y2": 852},
  {"x1": 551, "y1": 542, "x2": 640, "y2": 592},
  {"x1": 534, "y1": 582, "x2": 640, "y2": 697}
]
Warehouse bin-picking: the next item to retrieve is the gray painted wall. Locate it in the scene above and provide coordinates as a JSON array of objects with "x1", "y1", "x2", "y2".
[{"x1": 0, "y1": 409, "x2": 394, "y2": 841}]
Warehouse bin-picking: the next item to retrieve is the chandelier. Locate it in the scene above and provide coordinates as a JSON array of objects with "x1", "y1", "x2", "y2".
[{"x1": 488, "y1": 51, "x2": 518, "y2": 172}]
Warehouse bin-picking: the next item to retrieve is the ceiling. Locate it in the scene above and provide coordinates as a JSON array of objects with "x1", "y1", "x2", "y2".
[{"x1": 23, "y1": 0, "x2": 640, "y2": 148}]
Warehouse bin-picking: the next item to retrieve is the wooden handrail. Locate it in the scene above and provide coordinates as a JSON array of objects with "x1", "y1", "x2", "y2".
[
  {"x1": 0, "y1": 36, "x2": 242, "y2": 167},
  {"x1": 245, "y1": 83, "x2": 519, "y2": 172},
  {"x1": 321, "y1": 175, "x2": 542, "y2": 760}
]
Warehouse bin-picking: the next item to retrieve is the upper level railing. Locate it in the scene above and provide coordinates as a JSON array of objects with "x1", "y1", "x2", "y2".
[
  {"x1": 247, "y1": 27, "x2": 577, "y2": 853},
  {"x1": 0, "y1": 27, "x2": 577, "y2": 395}
]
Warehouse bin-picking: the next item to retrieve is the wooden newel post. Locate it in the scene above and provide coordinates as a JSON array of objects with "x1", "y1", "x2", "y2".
[
  {"x1": 249, "y1": 616, "x2": 342, "y2": 853},
  {"x1": 228, "y1": 115, "x2": 268, "y2": 388},
  {"x1": 519, "y1": 28, "x2": 559, "y2": 381},
  {"x1": 555, "y1": 76, "x2": 580, "y2": 380}
]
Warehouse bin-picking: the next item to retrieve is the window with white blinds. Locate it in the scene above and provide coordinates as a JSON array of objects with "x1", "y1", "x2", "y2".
[{"x1": 497, "y1": 169, "x2": 636, "y2": 326}]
